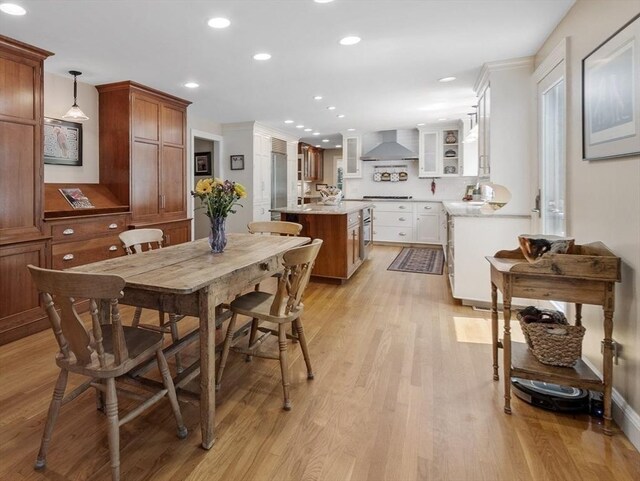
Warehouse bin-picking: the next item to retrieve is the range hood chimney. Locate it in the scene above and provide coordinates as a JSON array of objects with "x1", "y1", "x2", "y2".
[{"x1": 360, "y1": 130, "x2": 418, "y2": 161}]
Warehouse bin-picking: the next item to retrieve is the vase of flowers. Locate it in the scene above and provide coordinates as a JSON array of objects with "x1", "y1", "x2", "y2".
[{"x1": 192, "y1": 178, "x2": 247, "y2": 253}]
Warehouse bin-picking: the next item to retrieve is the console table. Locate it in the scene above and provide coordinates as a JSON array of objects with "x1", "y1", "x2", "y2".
[{"x1": 486, "y1": 242, "x2": 621, "y2": 434}]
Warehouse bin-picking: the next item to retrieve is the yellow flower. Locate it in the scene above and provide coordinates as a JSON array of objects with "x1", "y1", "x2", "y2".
[
  {"x1": 234, "y1": 183, "x2": 247, "y2": 198},
  {"x1": 195, "y1": 178, "x2": 213, "y2": 194},
  {"x1": 213, "y1": 177, "x2": 224, "y2": 187}
]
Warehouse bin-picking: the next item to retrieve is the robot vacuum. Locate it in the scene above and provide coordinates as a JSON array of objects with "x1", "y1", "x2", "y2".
[{"x1": 511, "y1": 378, "x2": 590, "y2": 413}]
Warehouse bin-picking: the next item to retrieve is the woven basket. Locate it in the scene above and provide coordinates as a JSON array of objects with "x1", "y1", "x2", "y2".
[{"x1": 519, "y1": 321, "x2": 585, "y2": 367}]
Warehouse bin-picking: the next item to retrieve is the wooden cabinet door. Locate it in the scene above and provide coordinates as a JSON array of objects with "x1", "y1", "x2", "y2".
[
  {"x1": 160, "y1": 144, "x2": 186, "y2": 218},
  {"x1": 415, "y1": 213, "x2": 440, "y2": 243},
  {"x1": 0, "y1": 50, "x2": 43, "y2": 242},
  {"x1": 131, "y1": 142, "x2": 160, "y2": 220},
  {"x1": 133, "y1": 95, "x2": 160, "y2": 142}
]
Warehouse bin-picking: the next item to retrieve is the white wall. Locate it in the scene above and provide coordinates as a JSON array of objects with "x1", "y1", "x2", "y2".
[
  {"x1": 193, "y1": 138, "x2": 215, "y2": 240},
  {"x1": 536, "y1": 0, "x2": 640, "y2": 445},
  {"x1": 43, "y1": 72, "x2": 99, "y2": 183}
]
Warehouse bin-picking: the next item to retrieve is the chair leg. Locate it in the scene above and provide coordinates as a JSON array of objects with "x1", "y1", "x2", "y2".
[
  {"x1": 131, "y1": 307, "x2": 143, "y2": 328},
  {"x1": 95, "y1": 386, "x2": 105, "y2": 413},
  {"x1": 294, "y1": 319, "x2": 314, "y2": 380},
  {"x1": 216, "y1": 312, "x2": 238, "y2": 390},
  {"x1": 156, "y1": 349, "x2": 188, "y2": 439},
  {"x1": 168, "y1": 315, "x2": 183, "y2": 373},
  {"x1": 245, "y1": 318, "x2": 260, "y2": 362},
  {"x1": 34, "y1": 370, "x2": 68, "y2": 470},
  {"x1": 278, "y1": 324, "x2": 292, "y2": 411},
  {"x1": 291, "y1": 323, "x2": 298, "y2": 343},
  {"x1": 104, "y1": 377, "x2": 120, "y2": 481}
]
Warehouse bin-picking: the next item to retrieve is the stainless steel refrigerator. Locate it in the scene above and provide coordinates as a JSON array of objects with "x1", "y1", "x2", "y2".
[{"x1": 271, "y1": 152, "x2": 287, "y2": 220}]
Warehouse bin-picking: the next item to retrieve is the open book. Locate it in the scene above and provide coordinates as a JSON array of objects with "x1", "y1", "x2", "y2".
[{"x1": 59, "y1": 188, "x2": 94, "y2": 209}]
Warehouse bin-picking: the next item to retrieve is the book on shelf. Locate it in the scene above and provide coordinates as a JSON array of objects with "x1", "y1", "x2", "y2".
[{"x1": 59, "y1": 188, "x2": 94, "y2": 209}]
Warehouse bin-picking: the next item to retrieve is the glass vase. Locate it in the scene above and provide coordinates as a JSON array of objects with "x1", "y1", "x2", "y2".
[{"x1": 208, "y1": 216, "x2": 227, "y2": 253}]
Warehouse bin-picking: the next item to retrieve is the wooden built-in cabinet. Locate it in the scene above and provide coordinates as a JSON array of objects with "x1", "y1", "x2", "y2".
[
  {"x1": 97, "y1": 81, "x2": 192, "y2": 231},
  {"x1": 0, "y1": 35, "x2": 53, "y2": 345},
  {"x1": 298, "y1": 142, "x2": 324, "y2": 181}
]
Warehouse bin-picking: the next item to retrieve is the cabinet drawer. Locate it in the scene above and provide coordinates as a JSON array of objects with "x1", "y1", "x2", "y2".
[
  {"x1": 373, "y1": 211, "x2": 413, "y2": 227},
  {"x1": 373, "y1": 226, "x2": 413, "y2": 242},
  {"x1": 370, "y1": 201, "x2": 412, "y2": 212},
  {"x1": 52, "y1": 235, "x2": 125, "y2": 269},
  {"x1": 414, "y1": 202, "x2": 441, "y2": 213},
  {"x1": 50, "y1": 215, "x2": 128, "y2": 243},
  {"x1": 347, "y1": 211, "x2": 361, "y2": 227}
]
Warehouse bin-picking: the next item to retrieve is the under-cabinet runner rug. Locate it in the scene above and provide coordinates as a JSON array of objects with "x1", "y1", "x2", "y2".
[{"x1": 387, "y1": 246, "x2": 444, "y2": 275}]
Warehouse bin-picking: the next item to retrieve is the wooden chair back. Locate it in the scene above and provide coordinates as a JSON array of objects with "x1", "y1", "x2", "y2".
[
  {"x1": 270, "y1": 239, "x2": 323, "y2": 317},
  {"x1": 248, "y1": 221, "x2": 302, "y2": 236},
  {"x1": 28, "y1": 265, "x2": 128, "y2": 368},
  {"x1": 119, "y1": 228, "x2": 164, "y2": 254}
]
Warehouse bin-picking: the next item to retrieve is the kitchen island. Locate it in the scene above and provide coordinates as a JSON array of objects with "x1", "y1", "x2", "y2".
[{"x1": 272, "y1": 201, "x2": 373, "y2": 282}]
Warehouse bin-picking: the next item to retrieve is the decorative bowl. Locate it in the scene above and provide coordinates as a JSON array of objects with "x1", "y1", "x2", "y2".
[
  {"x1": 319, "y1": 187, "x2": 343, "y2": 205},
  {"x1": 518, "y1": 234, "x2": 575, "y2": 263}
]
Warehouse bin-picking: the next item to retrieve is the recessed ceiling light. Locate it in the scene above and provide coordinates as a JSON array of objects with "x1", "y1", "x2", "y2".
[
  {"x1": 253, "y1": 53, "x2": 271, "y2": 61},
  {"x1": 339, "y1": 36, "x2": 361, "y2": 46},
  {"x1": 207, "y1": 17, "x2": 230, "y2": 29},
  {"x1": 337, "y1": 114, "x2": 345, "y2": 118},
  {"x1": 335, "y1": 144, "x2": 342, "y2": 148},
  {"x1": 327, "y1": 106, "x2": 336, "y2": 110},
  {"x1": 296, "y1": 125, "x2": 304, "y2": 129},
  {"x1": 0, "y1": 3, "x2": 26, "y2": 15},
  {"x1": 322, "y1": 139, "x2": 330, "y2": 143},
  {"x1": 284, "y1": 120, "x2": 294, "y2": 124},
  {"x1": 438, "y1": 76, "x2": 456, "y2": 82},
  {"x1": 184, "y1": 82, "x2": 199, "y2": 89},
  {"x1": 315, "y1": 145, "x2": 321, "y2": 147},
  {"x1": 313, "y1": 95, "x2": 323, "y2": 100},
  {"x1": 314, "y1": 0, "x2": 334, "y2": 3},
  {"x1": 417, "y1": 123, "x2": 425, "y2": 126},
  {"x1": 312, "y1": 132, "x2": 320, "y2": 136},
  {"x1": 438, "y1": 118, "x2": 448, "y2": 121},
  {"x1": 347, "y1": 128, "x2": 355, "y2": 131},
  {"x1": 304, "y1": 128, "x2": 312, "y2": 132}
]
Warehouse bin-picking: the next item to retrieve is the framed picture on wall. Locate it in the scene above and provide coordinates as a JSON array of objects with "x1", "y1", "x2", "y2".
[
  {"x1": 582, "y1": 14, "x2": 640, "y2": 160},
  {"x1": 194, "y1": 152, "x2": 212, "y2": 176},
  {"x1": 43, "y1": 117, "x2": 83, "y2": 166},
  {"x1": 230, "y1": 154, "x2": 245, "y2": 170}
]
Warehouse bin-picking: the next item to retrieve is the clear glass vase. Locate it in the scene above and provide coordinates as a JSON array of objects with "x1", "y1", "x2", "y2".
[{"x1": 208, "y1": 216, "x2": 227, "y2": 253}]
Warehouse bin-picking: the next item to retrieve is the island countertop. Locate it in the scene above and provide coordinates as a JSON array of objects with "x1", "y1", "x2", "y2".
[{"x1": 271, "y1": 200, "x2": 373, "y2": 215}]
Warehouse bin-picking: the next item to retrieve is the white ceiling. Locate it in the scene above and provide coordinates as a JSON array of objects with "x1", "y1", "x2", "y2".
[{"x1": 1, "y1": 0, "x2": 574, "y2": 146}]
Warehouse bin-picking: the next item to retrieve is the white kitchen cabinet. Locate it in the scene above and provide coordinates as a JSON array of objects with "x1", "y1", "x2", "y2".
[
  {"x1": 253, "y1": 201, "x2": 271, "y2": 222},
  {"x1": 371, "y1": 201, "x2": 413, "y2": 242},
  {"x1": 253, "y1": 132, "x2": 271, "y2": 204},
  {"x1": 477, "y1": 85, "x2": 491, "y2": 177},
  {"x1": 342, "y1": 135, "x2": 362, "y2": 178},
  {"x1": 447, "y1": 213, "x2": 530, "y2": 306},
  {"x1": 414, "y1": 202, "x2": 442, "y2": 243},
  {"x1": 418, "y1": 130, "x2": 439, "y2": 178}
]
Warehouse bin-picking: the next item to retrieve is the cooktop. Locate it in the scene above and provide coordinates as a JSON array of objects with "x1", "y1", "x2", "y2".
[{"x1": 362, "y1": 195, "x2": 413, "y2": 199}]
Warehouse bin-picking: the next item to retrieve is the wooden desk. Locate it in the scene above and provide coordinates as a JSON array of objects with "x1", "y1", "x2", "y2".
[
  {"x1": 72, "y1": 233, "x2": 310, "y2": 449},
  {"x1": 486, "y1": 242, "x2": 621, "y2": 435}
]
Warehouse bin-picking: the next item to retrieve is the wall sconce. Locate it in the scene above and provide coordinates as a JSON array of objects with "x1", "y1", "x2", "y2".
[{"x1": 62, "y1": 70, "x2": 89, "y2": 121}]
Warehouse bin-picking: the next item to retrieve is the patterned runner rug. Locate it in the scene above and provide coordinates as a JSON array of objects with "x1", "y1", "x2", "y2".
[{"x1": 387, "y1": 246, "x2": 444, "y2": 275}]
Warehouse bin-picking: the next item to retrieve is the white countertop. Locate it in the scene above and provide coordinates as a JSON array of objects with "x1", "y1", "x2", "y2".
[
  {"x1": 442, "y1": 201, "x2": 531, "y2": 218},
  {"x1": 271, "y1": 200, "x2": 374, "y2": 215}
]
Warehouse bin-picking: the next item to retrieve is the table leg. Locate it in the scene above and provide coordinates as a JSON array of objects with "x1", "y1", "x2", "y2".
[
  {"x1": 575, "y1": 303, "x2": 582, "y2": 326},
  {"x1": 603, "y1": 306, "x2": 614, "y2": 436},
  {"x1": 199, "y1": 287, "x2": 217, "y2": 449},
  {"x1": 502, "y1": 296, "x2": 512, "y2": 415},
  {"x1": 491, "y1": 282, "x2": 499, "y2": 381}
]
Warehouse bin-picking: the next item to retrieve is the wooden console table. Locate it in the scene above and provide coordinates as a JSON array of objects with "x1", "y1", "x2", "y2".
[{"x1": 486, "y1": 242, "x2": 621, "y2": 434}]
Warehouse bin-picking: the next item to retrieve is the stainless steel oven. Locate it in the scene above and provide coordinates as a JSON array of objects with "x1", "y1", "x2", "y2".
[{"x1": 361, "y1": 206, "x2": 372, "y2": 258}]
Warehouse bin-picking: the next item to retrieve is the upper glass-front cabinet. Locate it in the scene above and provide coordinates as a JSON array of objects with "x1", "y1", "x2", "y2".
[
  {"x1": 343, "y1": 135, "x2": 362, "y2": 178},
  {"x1": 418, "y1": 130, "x2": 439, "y2": 177}
]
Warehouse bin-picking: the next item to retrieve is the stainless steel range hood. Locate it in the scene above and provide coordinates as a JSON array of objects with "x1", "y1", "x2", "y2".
[{"x1": 360, "y1": 130, "x2": 418, "y2": 161}]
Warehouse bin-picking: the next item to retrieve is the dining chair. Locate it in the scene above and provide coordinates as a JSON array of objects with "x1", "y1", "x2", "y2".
[
  {"x1": 119, "y1": 228, "x2": 185, "y2": 372},
  {"x1": 248, "y1": 220, "x2": 303, "y2": 237},
  {"x1": 216, "y1": 239, "x2": 323, "y2": 410},
  {"x1": 27, "y1": 265, "x2": 187, "y2": 481}
]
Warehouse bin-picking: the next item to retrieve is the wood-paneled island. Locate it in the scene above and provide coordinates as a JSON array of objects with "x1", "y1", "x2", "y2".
[{"x1": 272, "y1": 201, "x2": 373, "y2": 282}]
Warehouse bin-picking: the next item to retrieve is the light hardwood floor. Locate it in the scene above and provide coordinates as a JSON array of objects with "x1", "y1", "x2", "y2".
[{"x1": 1, "y1": 245, "x2": 638, "y2": 481}]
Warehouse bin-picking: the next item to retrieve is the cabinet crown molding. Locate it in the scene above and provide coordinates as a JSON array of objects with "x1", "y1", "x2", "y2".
[
  {"x1": 474, "y1": 56, "x2": 534, "y2": 94},
  {"x1": 95, "y1": 80, "x2": 192, "y2": 107}
]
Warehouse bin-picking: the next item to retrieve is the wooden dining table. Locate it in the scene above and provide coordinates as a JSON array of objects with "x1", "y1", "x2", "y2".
[{"x1": 71, "y1": 233, "x2": 311, "y2": 449}]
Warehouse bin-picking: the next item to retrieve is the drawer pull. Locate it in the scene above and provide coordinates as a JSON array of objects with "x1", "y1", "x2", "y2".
[
  {"x1": 109, "y1": 245, "x2": 118, "y2": 251},
  {"x1": 424, "y1": 206, "x2": 432, "y2": 210},
  {"x1": 63, "y1": 228, "x2": 75, "y2": 235},
  {"x1": 63, "y1": 254, "x2": 74, "y2": 261},
  {"x1": 399, "y1": 217, "x2": 407, "y2": 221},
  {"x1": 108, "y1": 223, "x2": 118, "y2": 229},
  {"x1": 399, "y1": 232, "x2": 407, "y2": 237},
  {"x1": 399, "y1": 206, "x2": 406, "y2": 210}
]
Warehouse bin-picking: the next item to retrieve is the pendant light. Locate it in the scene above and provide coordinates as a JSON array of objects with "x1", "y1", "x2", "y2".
[{"x1": 62, "y1": 70, "x2": 89, "y2": 121}]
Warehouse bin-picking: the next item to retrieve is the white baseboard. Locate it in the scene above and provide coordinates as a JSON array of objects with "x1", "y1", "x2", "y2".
[{"x1": 582, "y1": 357, "x2": 640, "y2": 452}]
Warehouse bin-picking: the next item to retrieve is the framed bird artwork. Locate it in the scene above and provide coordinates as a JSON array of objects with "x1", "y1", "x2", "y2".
[{"x1": 44, "y1": 117, "x2": 83, "y2": 166}]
